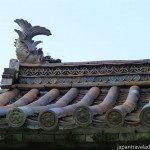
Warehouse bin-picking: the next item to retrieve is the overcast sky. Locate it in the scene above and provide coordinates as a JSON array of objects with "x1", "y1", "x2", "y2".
[{"x1": 0, "y1": 0, "x2": 150, "y2": 79}]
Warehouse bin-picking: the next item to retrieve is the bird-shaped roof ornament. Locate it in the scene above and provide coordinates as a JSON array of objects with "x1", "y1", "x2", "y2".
[{"x1": 14, "y1": 19, "x2": 61, "y2": 63}]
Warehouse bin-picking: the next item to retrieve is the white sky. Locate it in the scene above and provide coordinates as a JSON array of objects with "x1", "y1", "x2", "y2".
[{"x1": 0, "y1": 0, "x2": 150, "y2": 78}]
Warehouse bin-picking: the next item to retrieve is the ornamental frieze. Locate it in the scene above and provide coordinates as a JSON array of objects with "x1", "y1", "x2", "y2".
[
  {"x1": 19, "y1": 64, "x2": 150, "y2": 77},
  {"x1": 18, "y1": 74, "x2": 148, "y2": 85}
]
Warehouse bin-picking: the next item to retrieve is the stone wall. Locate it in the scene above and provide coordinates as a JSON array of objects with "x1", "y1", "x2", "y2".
[{"x1": 0, "y1": 127, "x2": 150, "y2": 149}]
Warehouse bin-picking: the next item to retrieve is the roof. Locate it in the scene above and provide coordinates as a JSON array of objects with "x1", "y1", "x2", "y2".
[{"x1": 0, "y1": 58, "x2": 150, "y2": 131}]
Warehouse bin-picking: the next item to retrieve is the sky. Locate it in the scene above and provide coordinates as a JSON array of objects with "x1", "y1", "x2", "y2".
[{"x1": 0, "y1": 0, "x2": 150, "y2": 79}]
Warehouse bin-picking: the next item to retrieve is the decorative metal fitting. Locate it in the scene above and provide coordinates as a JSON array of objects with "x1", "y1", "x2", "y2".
[
  {"x1": 38, "y1": 110, "x2": 58, "y2": 130},
  {"x1": 6, "y1": 108, "x2": 26, "y2": 127},
  {"x1": 105, "y1": 109, "x2": 124, "y2": 127},
  {"x1": 73, "y1": 106, "x2": 93, "y2": 127},
  {"x1": 139, "y1": 105, "x2": 150, "y2": 126}
]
